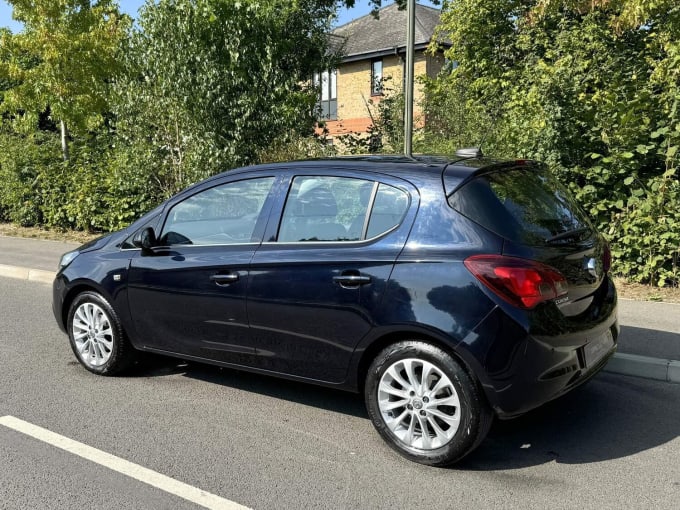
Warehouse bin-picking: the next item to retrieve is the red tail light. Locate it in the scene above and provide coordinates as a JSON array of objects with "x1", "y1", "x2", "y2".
[{"x1": 464, "y1": 255, "x2": 568, "y2": 309}]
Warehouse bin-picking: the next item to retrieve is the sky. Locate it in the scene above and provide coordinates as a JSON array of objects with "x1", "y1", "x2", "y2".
[{"x1": 0, "y1": 1, "x2": 439, "y2": 33}]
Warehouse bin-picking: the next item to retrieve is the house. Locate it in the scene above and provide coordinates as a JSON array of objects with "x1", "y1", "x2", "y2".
[{"x1": 315, "y1": 2, "x2": 448, "y2": 140}]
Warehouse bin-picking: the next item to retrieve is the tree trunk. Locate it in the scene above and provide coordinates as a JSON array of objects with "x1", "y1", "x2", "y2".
[{"x1": 60, "y1": 120, "x2": 70, "y2": 161}]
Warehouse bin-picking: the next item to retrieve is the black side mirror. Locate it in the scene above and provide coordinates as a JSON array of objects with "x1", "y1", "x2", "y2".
[{"x1": 132, "y1": 227, "x2": 157, "y2": 252}]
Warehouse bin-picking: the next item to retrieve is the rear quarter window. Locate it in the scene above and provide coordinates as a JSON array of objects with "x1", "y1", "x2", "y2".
[{"x1": 448, "y1": 167, "x2": 592, "y2": 246}]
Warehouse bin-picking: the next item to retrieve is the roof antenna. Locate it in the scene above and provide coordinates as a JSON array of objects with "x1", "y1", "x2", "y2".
[{"x1": 455, "y1": 147, "x2": 483, "y2": 158}]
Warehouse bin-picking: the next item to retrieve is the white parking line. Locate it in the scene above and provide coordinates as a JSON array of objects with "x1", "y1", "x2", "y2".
[{"x1": 0, "y1": 415, "x2": 250, "y2": 510}]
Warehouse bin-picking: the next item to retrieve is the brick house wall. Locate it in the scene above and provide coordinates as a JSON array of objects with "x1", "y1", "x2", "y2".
[
  {"x1": 315, "y1": 3, "x2": 448, "y2": 143},
  {"x1": 321, "y1": 50, "x2": 444, "y2": 138}
]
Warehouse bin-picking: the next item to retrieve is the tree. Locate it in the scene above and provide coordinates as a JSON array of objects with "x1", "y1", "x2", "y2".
[
  {"x1": 0, "y1": 1, "x2": 128, "y2": 160},
  {"x1": 113, "y1": 0, "x2": 339, "y2": 195}
]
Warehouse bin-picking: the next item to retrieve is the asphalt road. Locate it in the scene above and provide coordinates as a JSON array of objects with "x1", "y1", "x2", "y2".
[
  {"x1": 1, "y1": 277, "x2": 679, "y2": 509},
  {"x1": 0, "y1": 236, "x2": 79, "y2": 272}
]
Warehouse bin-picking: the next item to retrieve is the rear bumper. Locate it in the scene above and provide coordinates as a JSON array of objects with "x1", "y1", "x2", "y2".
[
  {"x1": 492, "y1": 329, "x2": 617, "y2": 419},
  {"x1": 472, "y1": 276, "x2": 618, "y2": 418}
]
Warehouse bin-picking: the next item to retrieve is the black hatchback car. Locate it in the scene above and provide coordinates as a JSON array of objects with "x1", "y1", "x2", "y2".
[{"x1": 53, "y1": 154, "x2": 618, "y2": 466}]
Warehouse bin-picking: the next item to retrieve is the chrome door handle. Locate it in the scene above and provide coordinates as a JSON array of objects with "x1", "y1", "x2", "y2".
[
  {"x1": 210, "y1": 273, "x2": 239, "y2": 285},
  {"x1": 332, "y1": 275, "x2": 372, "y2": 286}
]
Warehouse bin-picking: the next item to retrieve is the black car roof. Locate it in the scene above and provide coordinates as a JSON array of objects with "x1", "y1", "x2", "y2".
[
  {"x1": 189, "y1": 154, "x2": 527, "y2": 198},
  {"x1": 208, "y1": 154, "x2": 503, "y2": 180}
]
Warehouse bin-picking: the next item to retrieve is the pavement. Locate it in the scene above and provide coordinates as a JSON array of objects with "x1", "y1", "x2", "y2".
[{"x1": 1, "y1": 234, "x2": 678, "y2": 384}]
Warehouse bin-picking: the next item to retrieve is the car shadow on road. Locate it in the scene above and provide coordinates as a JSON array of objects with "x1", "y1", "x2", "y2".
[
  {"x1": 127, "y1": 354, "x2": 369, "y2": 419},
  {"x1": 459, "y1": 372, "x2": 680, "y2": 470},
  {"x1": 127, "y1": 356, "x2": 679, "y2": 468}
]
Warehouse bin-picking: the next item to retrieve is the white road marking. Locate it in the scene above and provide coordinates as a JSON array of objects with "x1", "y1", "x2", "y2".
[{"x1": 0, "y1": 415, "x2": 250, "y2": 510}]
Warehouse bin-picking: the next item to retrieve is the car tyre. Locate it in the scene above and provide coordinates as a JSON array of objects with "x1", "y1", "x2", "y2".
[
  {"x1": 365, "y1": 340, "x2": 492, "y2": 466},
  {"x1": 67, "y1": 291, "x2": 136, "y2": 376}
]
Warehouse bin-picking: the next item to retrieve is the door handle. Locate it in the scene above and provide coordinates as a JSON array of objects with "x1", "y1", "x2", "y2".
[
  {"x1": 333, "y1": 274, "x2": 372, "y2": 287},
  {"x1": 210, "y1": 273, "x2": 239, "y2": 286}
]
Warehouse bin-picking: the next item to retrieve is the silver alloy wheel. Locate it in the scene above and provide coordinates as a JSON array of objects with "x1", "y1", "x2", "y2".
[
  {"x1": 72, "y1": 302, "x2": 114, "y2": 367},
  {"x1": 378, "y1": 358, "x2": 461, "y2": 450}
]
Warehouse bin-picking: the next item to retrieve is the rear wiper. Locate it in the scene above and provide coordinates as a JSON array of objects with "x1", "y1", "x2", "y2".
[{"x1": 546, "y1": 227, "x2": 591, "y2": 244}]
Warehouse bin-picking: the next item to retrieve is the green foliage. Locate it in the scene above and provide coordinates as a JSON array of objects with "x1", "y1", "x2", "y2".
[
  {"x1": 429, "y1": 0, "x2": 680, "y2": 286},
  {"x1": 0, "y1": 0, "x2": 343, "y2": 233},
  {"x1": 0, "y1": 129, "x2": 60, "y2": 226},
  {"x1": 612, "y1": 169, "x2": 680, "y2": 286},
  {"x1": 0, "y1": 126, "x2": 158, "y2": 232},
  {"x1": 257, "y1": 130, "x2": 336, "y2": 164},
  {"x1": 0, "y1": 1, "x2": 128, "y2": 139},
  {"x1": 113, "y1": 0, "x2": 336, "y2": 196}
]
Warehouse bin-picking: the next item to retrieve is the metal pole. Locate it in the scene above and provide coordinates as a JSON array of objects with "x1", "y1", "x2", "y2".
[{"x1": 403, "y1": 0, "x2": 415, "y2": 157}]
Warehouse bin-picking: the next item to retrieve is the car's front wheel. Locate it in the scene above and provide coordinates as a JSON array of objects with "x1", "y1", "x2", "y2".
[
  {"x1": 67, "y1": 291, "x2": 136, "y2": 375},
  {"x1": 364, "y1": 340, "x2": 492, "y2": 466}
]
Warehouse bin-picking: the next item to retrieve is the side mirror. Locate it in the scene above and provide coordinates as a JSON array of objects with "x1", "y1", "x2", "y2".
[{"x1": 132, "y1": 227, "x2": 157, "y2": 252}]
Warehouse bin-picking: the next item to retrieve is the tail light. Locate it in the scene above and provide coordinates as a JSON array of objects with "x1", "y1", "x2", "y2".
[
  {"x1": 464, "y1": 255, "x2": 568, "y2": 309},
  {"x1": 603, "y1": 242, "x2": 611, "y2": 273}
]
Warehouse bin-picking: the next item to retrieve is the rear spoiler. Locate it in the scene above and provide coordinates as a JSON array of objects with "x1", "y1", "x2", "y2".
[{"x1": 441, "y1": 159, "x2": 544, "y2": 198}]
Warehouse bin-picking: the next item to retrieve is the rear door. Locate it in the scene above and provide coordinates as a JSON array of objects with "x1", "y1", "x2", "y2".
[{"x1": 247, "y1": 170, "x2": 418, "y2": 383}]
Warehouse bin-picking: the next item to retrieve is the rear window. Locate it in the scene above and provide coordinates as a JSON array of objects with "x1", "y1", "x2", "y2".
[{"x1": 448, "y1": 167, "x2": 593, "y2": 246}]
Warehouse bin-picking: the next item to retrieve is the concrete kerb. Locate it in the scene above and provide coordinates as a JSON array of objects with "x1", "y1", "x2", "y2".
[
  {"x1": 0, "y1": 261, "x2": 677, "y2": 384},
  {"x1": 0, "y1": 264, "x2": 55, "y2": 285},
  {"x1": 604, "y1": 353, "x2": 680, "y2": 384}
]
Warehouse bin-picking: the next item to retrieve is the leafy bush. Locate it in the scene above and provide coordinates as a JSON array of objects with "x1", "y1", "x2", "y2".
[
  {"x1": 257, "y1": 130, "x2": 336, "y2": 163},
  {"x1": 427, "y1": 0, "x2": 680, "y2": 286},
  {"x1": 0, "y1": 128, "x2": 160, "y2": 232},
  {"x1": 0, "y1": 130, "x2": 60, "y2": 226},
  {"x1": 610, "y1": 170, "x2": 680, "y2": 287}
]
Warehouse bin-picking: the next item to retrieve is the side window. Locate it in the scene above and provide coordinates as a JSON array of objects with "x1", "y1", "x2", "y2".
[
  {"x1": 278, "y1": 176, "x2": 375, "y2": 242},
  {"x1": 366, "y1": 183, "x2": 409, "y2": 239},
  {"x1": 277, "y1": 177, "x2": 410, "y2": 242},
  {"x1": 160, "y1": 177, "x2": 274, "y2": 246}
]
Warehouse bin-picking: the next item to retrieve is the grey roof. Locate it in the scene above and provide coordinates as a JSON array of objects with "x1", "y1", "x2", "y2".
[{"x1": 332, "y1": 2, "x2": 444, "y2": 60}]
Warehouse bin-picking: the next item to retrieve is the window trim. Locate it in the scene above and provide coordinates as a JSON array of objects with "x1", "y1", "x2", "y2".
[
  {"x1": 371, "y1": 58, "x2": 383, "y2": 96},
  {"x1": 314, "y1": 69, "x2": 338, "y2": 120}
]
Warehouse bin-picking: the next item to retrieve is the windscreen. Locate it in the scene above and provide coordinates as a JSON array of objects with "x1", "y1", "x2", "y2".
[{"x1": 448, "y1": 166, "x2": 593, "y2": 246}]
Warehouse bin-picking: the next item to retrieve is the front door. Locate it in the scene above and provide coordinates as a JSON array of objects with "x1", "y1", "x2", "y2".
[{"x1": 127, "y1": 176, "x2": 275, "y2": 364}]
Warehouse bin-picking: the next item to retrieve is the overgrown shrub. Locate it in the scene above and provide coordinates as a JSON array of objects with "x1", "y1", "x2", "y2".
[
  {"x1": 427, "y1": 0, "x2": 680, "y2": 286},
  {"x1": 0, "y1": 128, "x2": 160, "y2": 232},
  {"x1": 257, "y1": 130, "x2": 336, "y2": 163},
  {"x1": 0, "y1": 129, "x2": 60, "y2": 226}
]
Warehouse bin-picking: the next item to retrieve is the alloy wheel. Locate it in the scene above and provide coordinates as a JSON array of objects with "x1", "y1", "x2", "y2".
[
  {"x1": 377, "y1": 358, "x2": 461, "y2": 450},
  {"x1": 72, "y1": 302, "x2": 114, "y2": 368}
]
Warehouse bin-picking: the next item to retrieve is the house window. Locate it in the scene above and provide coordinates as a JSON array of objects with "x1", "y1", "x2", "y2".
[
  {"x1": 314, "y1": 69, "x2": 337, "y2": 120},
  {"x1": 371, "y1": 59, "x2": 383, "y2": 96}
]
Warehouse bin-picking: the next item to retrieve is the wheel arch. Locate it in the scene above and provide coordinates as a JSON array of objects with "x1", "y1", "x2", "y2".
[
  {"x1": 353, "y1": 328, "x2": 485, "y2": 397},
  {"x1": 61, "y1": 280, "x2": 112, "y2": 329}
]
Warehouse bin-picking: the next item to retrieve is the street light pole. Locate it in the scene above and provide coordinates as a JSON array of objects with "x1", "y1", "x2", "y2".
[{"x1": 403, "y1": 0, "x2": 416, "y2": 157}]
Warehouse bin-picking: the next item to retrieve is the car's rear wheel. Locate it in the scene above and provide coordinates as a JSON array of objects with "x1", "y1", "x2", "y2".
[
  {"x1": 364, "y1": 340, "x2": 492, "y2": 466},
  {"x1": 67, "y1": 291, "x2": 136, "y2": 375}
]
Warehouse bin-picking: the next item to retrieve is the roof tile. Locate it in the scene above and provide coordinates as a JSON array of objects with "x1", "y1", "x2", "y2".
[{"x1": 332, "y1": 3, "x2": 442, "y2": 59}]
